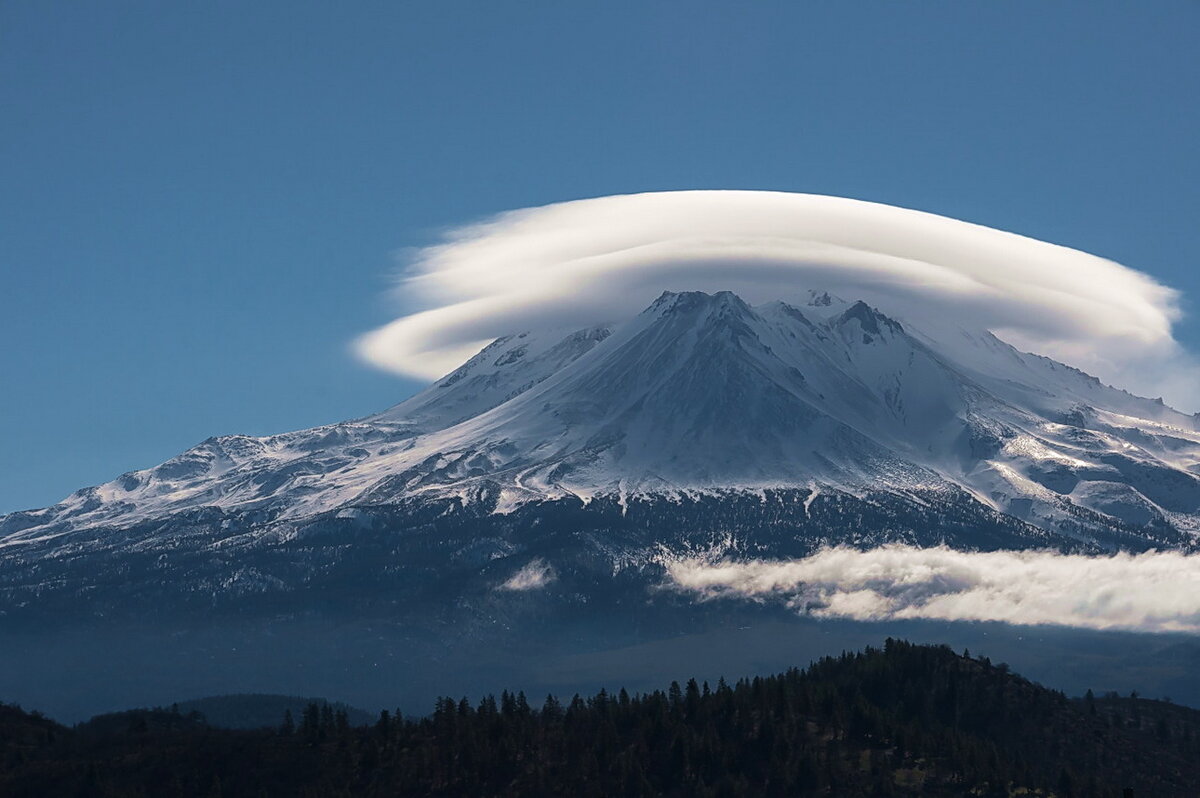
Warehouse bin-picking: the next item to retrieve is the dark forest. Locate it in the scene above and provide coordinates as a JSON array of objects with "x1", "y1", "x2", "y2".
[{"x1": 3, "y1": 640, "x2": 1197, "y2": 797}]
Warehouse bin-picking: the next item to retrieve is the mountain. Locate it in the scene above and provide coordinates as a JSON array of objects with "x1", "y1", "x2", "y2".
[{"x1": 2, "y1": 290, "x2": 1199, "y2": 624}]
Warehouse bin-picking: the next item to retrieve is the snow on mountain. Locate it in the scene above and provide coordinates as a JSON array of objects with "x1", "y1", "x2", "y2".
[
  {"x1": 5, "y1": 290, "x2": 1200, "y2": 555},
  {"x1": 369, "y1": 323, "x2": 613, "y2": 431}
]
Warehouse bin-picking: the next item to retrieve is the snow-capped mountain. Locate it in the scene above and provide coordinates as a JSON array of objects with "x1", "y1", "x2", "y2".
[{"x1": 2, "y1": 290, "x2": 1199, "y2": 621}]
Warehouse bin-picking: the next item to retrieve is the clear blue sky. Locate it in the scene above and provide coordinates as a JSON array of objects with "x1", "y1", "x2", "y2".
[{"x1": 2, "y1": 1, "x2": 1198, "y2": 514}]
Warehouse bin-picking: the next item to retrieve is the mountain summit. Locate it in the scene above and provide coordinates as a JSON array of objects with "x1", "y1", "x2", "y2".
[{"x1": 2, "y1": 290, "x2": 1199, "y2": 620}]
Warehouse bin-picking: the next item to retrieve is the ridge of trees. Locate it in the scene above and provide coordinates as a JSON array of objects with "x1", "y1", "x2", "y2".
[{"x1": 3, "y1": 639, "x2": 1198, "y2": 796}]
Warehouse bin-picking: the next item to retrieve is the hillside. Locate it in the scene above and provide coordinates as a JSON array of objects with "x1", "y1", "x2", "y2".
[
  {"x1": 2, "y1": 641, "x2": 1198, "y2": 796},
  {"x1": 4, "y1": 290, "x2": 1200, "y2": 631},
  {"x1": 172, "y1": 694, "x2": 374, "y2": 730}
]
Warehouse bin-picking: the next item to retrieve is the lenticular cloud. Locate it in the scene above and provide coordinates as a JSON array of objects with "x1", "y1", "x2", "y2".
[
  {"x1": 355, "y1": 191, "x2": 1189, "y2": 404},
  {"x1": 666, "y1": 546, "x2": 1200, "y2": 634}
]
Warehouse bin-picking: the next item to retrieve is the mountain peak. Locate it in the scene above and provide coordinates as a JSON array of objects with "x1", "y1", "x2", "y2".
[
  {"x1": 648, "y1": 290, "x2": 752, "y2": 317},
  {"x1": 835, "y1": 300, "x2": 904, "y2": 339}
]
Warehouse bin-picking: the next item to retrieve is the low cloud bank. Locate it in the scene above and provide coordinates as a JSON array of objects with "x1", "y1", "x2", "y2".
[
  {"x1": 666, "y1": 545, "x2": 1200, "y2": 634},
  {"x1": 356, "y1": 191, "x2": 1194, "y2": 407},
  {"x1": 498, "y1": 558, "x2": 556, "y2": 591}
]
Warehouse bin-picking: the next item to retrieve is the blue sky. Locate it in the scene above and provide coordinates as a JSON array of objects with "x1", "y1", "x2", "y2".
[{"x1": 2, "y1": 1, "x2": 1198, "y2": 514}]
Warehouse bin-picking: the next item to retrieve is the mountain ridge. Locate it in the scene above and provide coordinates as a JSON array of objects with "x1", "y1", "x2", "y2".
[
  {"x1": 5, "y1": 289, "x2": 1197, "y2": 542},
  {"x1": 3, "y1": 289, "x2": 1199, "y2": 622}
]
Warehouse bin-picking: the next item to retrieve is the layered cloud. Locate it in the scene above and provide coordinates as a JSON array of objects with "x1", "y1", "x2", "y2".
[
  {"x1": 666, "y1": 545, "x2": 1200, "y2": 634},
  {"x1": 355, "y1": 191, "x2": 1192, "y2": 406}
]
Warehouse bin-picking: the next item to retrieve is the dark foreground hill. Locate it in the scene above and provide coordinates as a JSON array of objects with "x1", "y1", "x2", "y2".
[{"x1": 3, "y1": 640, "x2": 1199, "y2": 797}]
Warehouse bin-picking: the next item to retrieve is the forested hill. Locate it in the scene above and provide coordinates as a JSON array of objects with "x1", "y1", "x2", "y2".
[{"x1": 3, "y1": 640, "x2": 1199, "y2": 797}]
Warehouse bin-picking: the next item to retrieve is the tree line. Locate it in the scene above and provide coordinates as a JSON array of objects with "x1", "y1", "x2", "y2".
[{"x1": 2, "y1": 639, "x2": 1198, "y2": 796}]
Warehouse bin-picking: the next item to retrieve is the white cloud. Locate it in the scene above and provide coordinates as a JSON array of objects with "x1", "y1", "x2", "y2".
[
  {"x1": 355, "y1": 191, "x2": 1194, "y2": 407},
  {"x1": 666, "y1": 545, "x2": 1200, "y2": 634},
  {"x1": 498, "y1": 558, "x2": 556, "y2": 591}
]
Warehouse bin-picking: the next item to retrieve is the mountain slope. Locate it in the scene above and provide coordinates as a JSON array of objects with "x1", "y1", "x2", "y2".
[{"x1": 2, "y1": 290, "x2": 1199, "y2": 619}]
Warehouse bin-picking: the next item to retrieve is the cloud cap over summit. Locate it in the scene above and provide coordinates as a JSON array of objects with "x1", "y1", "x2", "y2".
[{"x1": 356, "y1": 191, "x2": 1193, "y2": 408}]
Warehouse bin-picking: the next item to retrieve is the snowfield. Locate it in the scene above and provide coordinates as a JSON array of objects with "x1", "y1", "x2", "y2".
[
  {"x1": 5, "y1": 289, "x2": 1199, "y2": 553},
  {"x1": 4, "y1": 288, "x2": 1200, "y2": 627}
]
